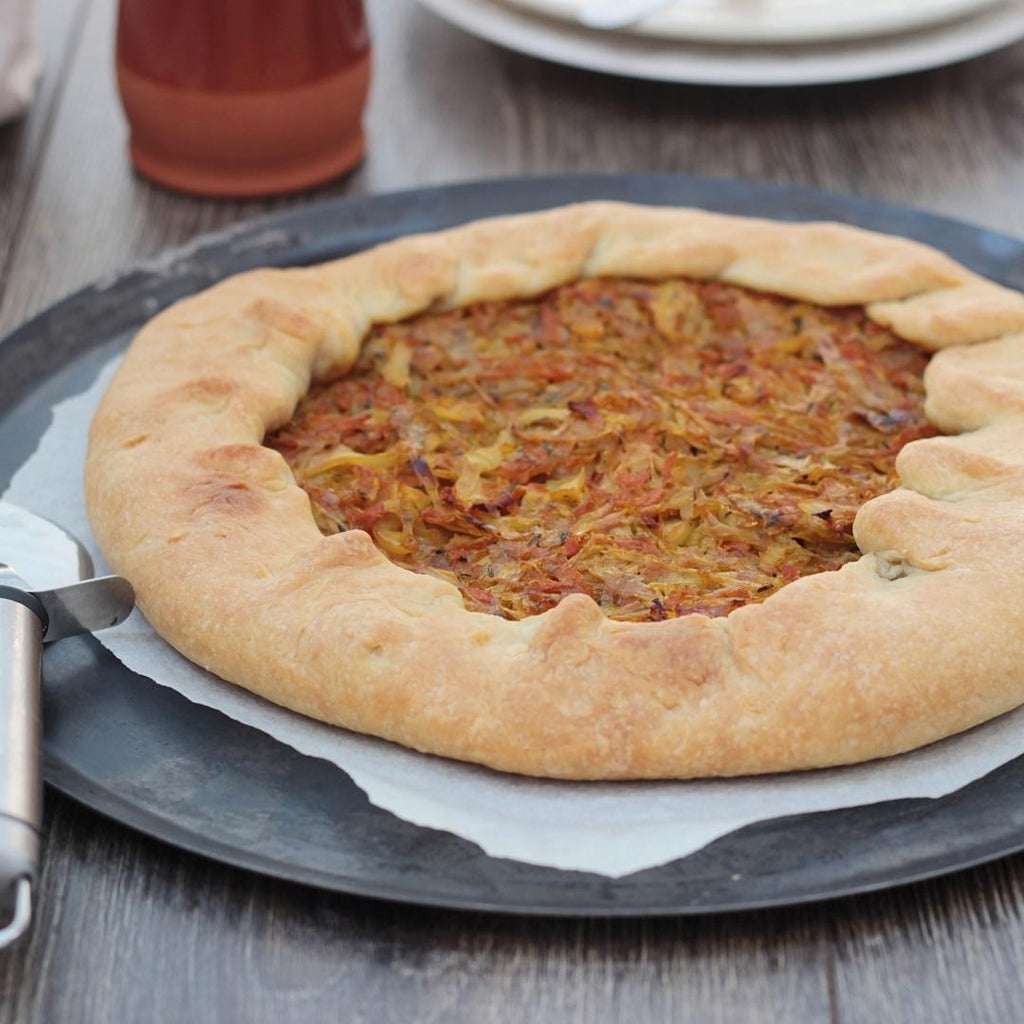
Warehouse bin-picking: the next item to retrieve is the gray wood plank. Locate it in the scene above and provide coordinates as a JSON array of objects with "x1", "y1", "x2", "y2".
[
  {"x1": 0, "y1": 0, "x2": 90, "y2": 288},
  {"x1": 4, "y1": 0, "x2": 1022, "y2": 334},
  {"x1": 831, "y1": 863, "x2": 1024, "y2": 1024},
  {"x1": 0, "y1": 0, "x2": 303, "y2": 335},
  {"x1": 0, "y1": 0, "x2": 1023, "y2": 1021},
  {"x1": 0, "y1": 798, "x2": 834, "y2": 1024}
]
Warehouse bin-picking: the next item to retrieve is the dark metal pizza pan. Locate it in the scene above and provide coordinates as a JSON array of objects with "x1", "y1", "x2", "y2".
[{"x1": 1, "y1": 175, "x2": 1023, "y2": 916}]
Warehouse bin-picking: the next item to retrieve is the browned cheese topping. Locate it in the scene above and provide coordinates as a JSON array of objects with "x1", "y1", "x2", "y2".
[{"x1": 267, "y1": 278, "x2": 936, "y2": 621}]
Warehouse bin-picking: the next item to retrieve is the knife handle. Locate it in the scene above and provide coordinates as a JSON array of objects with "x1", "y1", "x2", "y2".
[{"x1": 0, "y1": 590, "x2": 43, "y2": 947}]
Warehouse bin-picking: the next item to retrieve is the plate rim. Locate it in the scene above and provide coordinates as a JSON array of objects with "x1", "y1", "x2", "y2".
[
  {"x1": 415, "y1": 0, "x2": 1024, "y2": 86},
  {"x1": 507, "y1": 0, "x2": 1004, "y2": 45},
  {"x1": 41, "y1": 752, "x2": 1024, "y2": 917}
]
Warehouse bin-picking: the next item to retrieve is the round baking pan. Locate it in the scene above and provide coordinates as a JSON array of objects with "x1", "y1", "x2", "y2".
[{"x1": 1, "y1": 175, "x2": 1022, "y2": 915}]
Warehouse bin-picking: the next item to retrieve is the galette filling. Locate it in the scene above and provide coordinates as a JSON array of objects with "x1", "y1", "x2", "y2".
[{"x1": 267, "y1": 277, "x2": 935, "y2": 621}]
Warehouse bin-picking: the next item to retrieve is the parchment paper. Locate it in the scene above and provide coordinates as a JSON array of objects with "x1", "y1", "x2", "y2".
[{"x1": 6, "y1": 359, "x2": 1023, "y2": 877}]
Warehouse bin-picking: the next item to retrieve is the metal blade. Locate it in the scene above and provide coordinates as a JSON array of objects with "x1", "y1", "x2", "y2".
[
  {"x1": 34, "y1": 576, "x2": 135, "y2": 645},
  {"x1": 0, "y1": 504, "x2": 92, "y2": 590},
  {"x1": 0, "y1": 503, "x2": 135, "y2": 642},
  {"x1": 0, "y1": 564, "x2": 28, "y2": 590}
]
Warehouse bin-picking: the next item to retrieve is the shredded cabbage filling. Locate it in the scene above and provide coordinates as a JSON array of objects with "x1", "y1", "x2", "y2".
[{"x1": 267, "y1": 278, "x2": 936, "y2": 621}]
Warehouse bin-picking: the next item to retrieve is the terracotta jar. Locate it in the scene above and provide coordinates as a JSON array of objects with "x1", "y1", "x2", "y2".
[{"x1": 116, "y1": 0, "x2": 371, "y2": 197}]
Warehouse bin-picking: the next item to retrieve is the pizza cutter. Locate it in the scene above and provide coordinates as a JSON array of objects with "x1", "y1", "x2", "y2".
[{"x1": 0, "y1": 502, "x2": 135, "y2": 948}]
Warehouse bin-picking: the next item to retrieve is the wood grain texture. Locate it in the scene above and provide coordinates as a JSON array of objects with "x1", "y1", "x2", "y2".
[
  {"x1": 0, "y1": 0, "x2": 90, "y2": 295},
  {"x1": 0, "y1": 0, "x2": 1023, "y2": 1020}
]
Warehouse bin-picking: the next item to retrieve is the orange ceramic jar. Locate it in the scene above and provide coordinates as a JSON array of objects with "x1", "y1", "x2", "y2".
[{"x1": 116, "y1": 0, "x2": 371, "y2": 197}]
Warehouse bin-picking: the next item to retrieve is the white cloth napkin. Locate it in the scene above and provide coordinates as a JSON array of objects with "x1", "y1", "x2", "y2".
[{"x1": 0, "y1": 0, "x2": 38, "y2": 124}]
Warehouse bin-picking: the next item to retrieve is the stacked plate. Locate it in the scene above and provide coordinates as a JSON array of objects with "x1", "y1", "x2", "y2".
[{"x1": 416, "y1": 0, "x2": 1024, "y2": 85}]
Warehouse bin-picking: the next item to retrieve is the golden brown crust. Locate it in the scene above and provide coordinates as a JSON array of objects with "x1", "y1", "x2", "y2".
[{"x1": 84, "y1": 202, "x2": 1024, "y2": 779}]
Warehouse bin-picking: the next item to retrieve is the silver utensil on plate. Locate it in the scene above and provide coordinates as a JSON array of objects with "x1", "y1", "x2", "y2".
[
  {"x1": 577, "y1": 0, "x2": 679, "y2": 30},
  {"x1": 0, "y1": 502, "x2": 134, "y2": 948}
]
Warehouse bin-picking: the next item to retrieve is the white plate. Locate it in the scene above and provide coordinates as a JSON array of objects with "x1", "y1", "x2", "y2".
[
  {"x1": 505, "y1": 0, "x2": 1005, "y2": 44},
  {"x1": 416, "y1": 0, "x2": 1024, "y2": 86}
]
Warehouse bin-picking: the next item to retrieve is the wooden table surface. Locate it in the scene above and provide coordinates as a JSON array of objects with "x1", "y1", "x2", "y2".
[{"x1": 1, "y1": 1, "x2": 1023, "y2": 1020}]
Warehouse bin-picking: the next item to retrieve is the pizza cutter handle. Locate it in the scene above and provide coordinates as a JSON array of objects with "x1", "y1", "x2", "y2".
[{"x1": 0, "y1": 588, "x2": 44, "y2": 948}]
